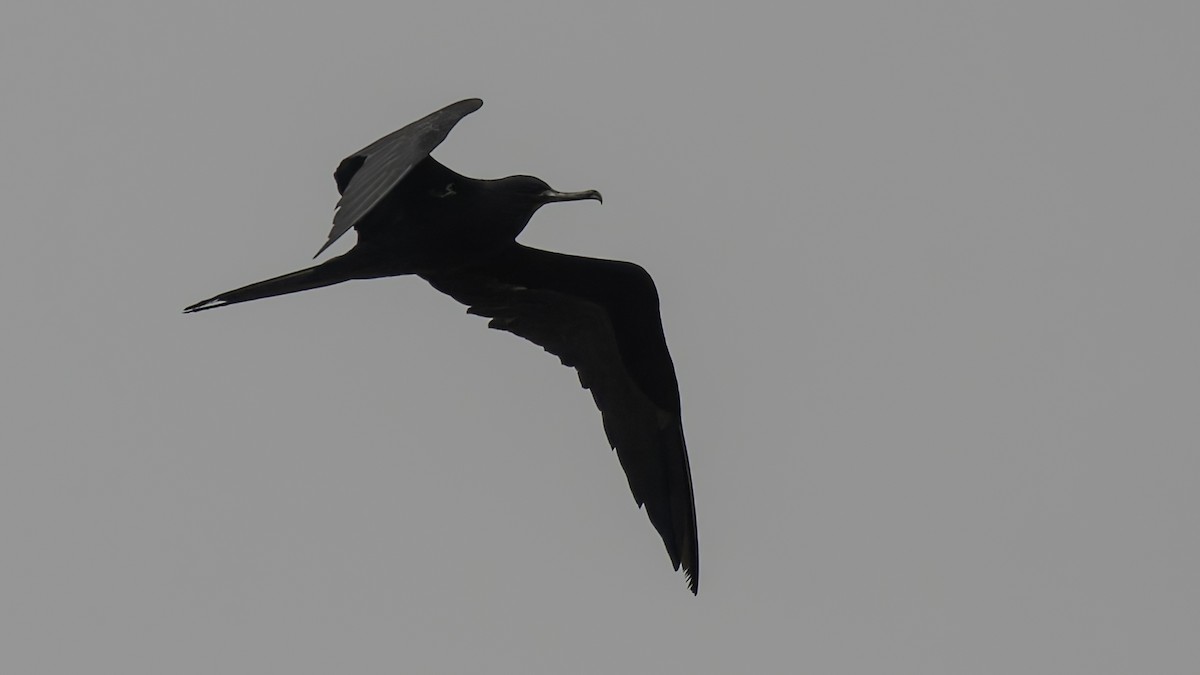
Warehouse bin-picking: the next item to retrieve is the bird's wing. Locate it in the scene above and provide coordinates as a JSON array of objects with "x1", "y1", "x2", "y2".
[
  {"x1": 420, "y1": 244, "x2": 698, "y2": 593},
  {"x1": 315, "y1": 98, "x2": 484, "y2": 258}
]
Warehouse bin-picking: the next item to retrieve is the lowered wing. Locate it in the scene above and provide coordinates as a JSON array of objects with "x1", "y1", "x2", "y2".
[{"x1": 421, "y1": 244, "x2": 699, "y2": 594}]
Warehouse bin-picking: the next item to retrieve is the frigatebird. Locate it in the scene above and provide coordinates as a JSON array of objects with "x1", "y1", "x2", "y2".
[{"x1": 184, "y1": 99, "x2": 698, "y2": 594}]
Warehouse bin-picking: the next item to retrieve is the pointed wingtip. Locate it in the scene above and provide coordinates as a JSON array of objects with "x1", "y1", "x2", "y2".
[
  {"x1": 676, "y1": 554, "x2": 699, "y2": 595},
  {"x1": 313, "y1": 239, "x2": 333, "y2": 259}
]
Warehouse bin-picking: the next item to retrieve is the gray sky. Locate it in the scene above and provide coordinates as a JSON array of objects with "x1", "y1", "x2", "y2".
[{"x1": 3, "y1": 2, "x2": 1198, "y2": 673}]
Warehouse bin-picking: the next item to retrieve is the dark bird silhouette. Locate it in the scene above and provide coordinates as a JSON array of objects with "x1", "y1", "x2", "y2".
[{"x1": 184, "y1": 98, "x2": 698, "y2": 594}]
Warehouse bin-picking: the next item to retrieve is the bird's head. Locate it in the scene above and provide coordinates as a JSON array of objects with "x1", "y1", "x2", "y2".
[{"x1": 498, "y1": 175, "x2": 603, "y2": 212}]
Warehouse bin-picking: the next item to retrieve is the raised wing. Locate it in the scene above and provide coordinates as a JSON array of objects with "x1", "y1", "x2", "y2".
[
  {"x1": 421, "y1": 244, "x2": 699, "y2": 593},
  {"x1": 315, "y1": 98, "x2": 484, "y2": 257}
]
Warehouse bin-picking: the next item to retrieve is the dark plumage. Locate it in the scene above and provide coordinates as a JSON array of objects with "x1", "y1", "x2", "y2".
[{"x1": 184, "y1": 98, "x2": 698, "y2": 594}]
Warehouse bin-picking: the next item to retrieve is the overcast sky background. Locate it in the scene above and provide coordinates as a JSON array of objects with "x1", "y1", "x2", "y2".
[{"x1": 3, "y1": 2, "x2": 1198, "y2": 673}]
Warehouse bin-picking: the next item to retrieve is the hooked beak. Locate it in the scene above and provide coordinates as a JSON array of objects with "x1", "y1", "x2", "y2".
[{"x1": 540, "y1": 188, "x2": 603, "y2": 205}]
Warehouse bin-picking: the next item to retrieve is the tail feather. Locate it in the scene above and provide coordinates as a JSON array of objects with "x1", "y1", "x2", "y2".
[{"x1": 183, "y1": 260, "x2": 357, "y2": 313}]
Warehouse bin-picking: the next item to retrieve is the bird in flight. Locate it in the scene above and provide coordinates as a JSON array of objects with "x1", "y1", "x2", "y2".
[{"x1": 184, "y1": 98, "x2": 698, "y2": 594}]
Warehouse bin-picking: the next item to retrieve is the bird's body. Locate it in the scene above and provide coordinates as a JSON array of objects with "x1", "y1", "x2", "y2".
[{"x1": 185, "y1": 99, "x2": 699, "y2": 594}]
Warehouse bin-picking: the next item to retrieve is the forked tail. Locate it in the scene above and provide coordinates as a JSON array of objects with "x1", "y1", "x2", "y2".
[{"x1": 183, "y1": 258, "x2": 359, "y2": 313}]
